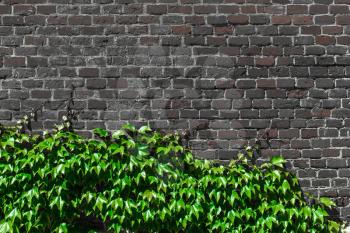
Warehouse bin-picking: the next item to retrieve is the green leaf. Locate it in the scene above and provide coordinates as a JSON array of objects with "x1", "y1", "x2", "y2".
[
  {"x1": 122, "y1": 123, "x2": 136, "y2": 132},
  {"x1": 109, "y1": 198, "x2": 123, "y2": 210},
  {"x1": 93, "y1": 128, "x2": 109, "y2": 138},
  {"x1": 50, "y1": 196, "x2": 65, "y2": 212},
  {"x1": 319, "y1": 197, "x2": 335, "y2": 207},
  {"x1": 143, "y1": 210, "x2": 153, "y2": 222},
  {"x1": 95, "y1": 196, "x2": 107, "y2": 212},
  {"x1": 270, "y1": 156, "x2": 285, "y2": 168},
  {"x1": 58, "y1": 223, "x2": 68, "y2": 233},
  {"x1": 112, "y1": 130, "x2": 126, "y2": 139},
  {"x1": 0, "y1": 221, "x2": 11, "y2": 233},
  {"x1": 281, "y1": 180, "x2": 290, "y2": 194},
  {"x1": 139, "y1": 125, "x2": 151, "y2": 134}
]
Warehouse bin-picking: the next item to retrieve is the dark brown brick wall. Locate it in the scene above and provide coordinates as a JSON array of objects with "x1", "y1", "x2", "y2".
[{"x1": 1, "y1": 0, "x2": 350, "y2": 219}]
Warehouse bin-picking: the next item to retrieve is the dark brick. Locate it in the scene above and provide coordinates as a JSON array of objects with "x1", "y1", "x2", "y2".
[
  {"x1": 227, "y1": 15, "x2": 249, "y2": 25},
  {"x1": 287, "y1": 5, "x2": 308, "y2": 14},
  {"x1": 88, "y1": 100, "x2": 106, "y2": 110},
  {"x1": 68, "y1": 16, "x2": 91, "y2": 25},
  {"x1": 147, "y1": 5, "x2": 167, "y2": 15},
  {"x1": 4, "y1": 57, "x2": 25, "y2": 67},
  {"x1": 337, "y1": 15, "x2": 350, "y2": 25},
  {"x1": 86, "y1": 79, "x2": 106, "y2": 89},
  {"x1": 79, "y1": 68, "x2": 99, "y2": 77}
]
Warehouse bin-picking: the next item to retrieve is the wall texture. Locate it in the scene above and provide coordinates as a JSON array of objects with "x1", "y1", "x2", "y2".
[{"x1": 1, "y1": 0, "x2": 350, "y2": 218}]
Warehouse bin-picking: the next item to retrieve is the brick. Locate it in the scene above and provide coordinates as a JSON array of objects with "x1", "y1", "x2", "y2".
[
  {"x1": 310, "y1": 4, "x2": 329, "y2": 14},
  {"x1": 287, "y1": 5, "x2": 308, "y2": 14},
  {"x1": 31, "y1": 90, "x2": 51, "y2": 99},
  {"x1": 250, "y1": 15, "x2": 270, "y2": 25},
  {"x1": 218, "y1": 5, "x2": 239, "y2": 13},
  {"x1": 4, "y1": 57, "x2": 25, "y2": 67},
  {"x1": 301, "y1": 26, "x2": 321, "y2": 35},
  {"x1": 68, "y1": 16, "x2": 91, "y2": 25},
  {"x1": 193, "y1": 26, "x2": 213, "y2": 35},
  {"x1": 207, "y1": 16, "x2": 227, "y2": 26},
  {"x1": 315, "y1": 15, "x2": 335, "y2": 25},
  {"x1": 86, "y1": 79, "x2": 106, "y2": 89},
  {"x1": 14, "y1": 5, "x2": 35, "y2": 15},
  {"x1": 0, "y1": 5, "x2": 11, "y2": 14},
  {"x1": 79, "y1": 68, "x2": 99, "y2": 77},
  {"x1": 293, "y1": 16, "x2": 313, "y2": 25},
  {"x1": 88, "y1": 100, "x2": 106, "y2": 110},
  {"x1": 255, "y1": 57, "x2": 275, "y2": 66},
  {"x1": 227, "y1": 15, "x2": 249, "y2": 25},
  {"x1": 337, "y1": 15, "x2": 350, "y2": 25},
  {"x1": 27, "y1": 57, "x2": 48, "y2": 67},
  {"x1": 194, "y1": 5, "x2": 216, "y2": 14},
  {"x1": 271, "y1": 15, "x2": 291, "y2": 25},
  {"x1": 2, "y1": 16, "x2": 25, "y2": 26},
  {"x1": 315, "y1": 36, "x2": 336, "y2": 45},
  {"x1": 323, "y1": 26, "x2": 343, "y2": 35},
  {"x1": 172, "y1": 26, "x2": 191, "y2": 35}
]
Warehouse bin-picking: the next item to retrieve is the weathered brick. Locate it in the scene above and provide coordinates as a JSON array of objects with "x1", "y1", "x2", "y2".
[{"x1": 79, "y1": 68, "x2": 99, "y2": 77}]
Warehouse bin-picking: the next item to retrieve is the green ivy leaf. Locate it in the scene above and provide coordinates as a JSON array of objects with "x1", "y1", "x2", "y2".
[
  {"x1": 93, "y1": 128, "x2": 109, "y2": 138},
  {"x1": 270, "y1": 156, "x2": 285, "y2": 168},
  {"x1": 319, "y1": 197, "x2": 335, "y2": 208},
  {"x1": 0, "y1": 221, "x2": 11, "y2": 233},
  {"x1": 281, "y1": 180, "x2": 290, "y2": 195}
]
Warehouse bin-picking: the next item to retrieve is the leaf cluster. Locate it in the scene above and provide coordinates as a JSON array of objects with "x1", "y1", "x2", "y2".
[{"x1": 0, "y1": 123, "x2": 340, "y2": 232}]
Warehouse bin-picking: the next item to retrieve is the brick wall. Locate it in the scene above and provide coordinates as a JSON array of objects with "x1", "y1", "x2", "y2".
[{"x1": 1, "y1": 0, "x2": 350, "y2": 219}]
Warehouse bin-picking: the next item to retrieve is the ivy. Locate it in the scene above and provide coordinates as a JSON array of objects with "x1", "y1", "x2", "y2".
[{"x1": 0, "y1": 120, "x2": 340, "y2": 232}]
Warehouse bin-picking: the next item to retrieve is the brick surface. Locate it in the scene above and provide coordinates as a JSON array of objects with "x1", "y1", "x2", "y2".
[{"x1": 0, "y1": 0, "x2": 350, "y2": 220}]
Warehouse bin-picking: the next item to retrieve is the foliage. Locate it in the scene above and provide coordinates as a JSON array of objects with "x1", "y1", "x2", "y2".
[{"x1": 0, "y1": 120, "x2": 340, "y2": 232}]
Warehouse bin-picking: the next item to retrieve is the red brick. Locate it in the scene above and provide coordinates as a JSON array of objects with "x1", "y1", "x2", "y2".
[
  {"x1": 168, "y1": 6, "x2": 192, "y2": 14},
  {"x1": 271, "y1": 15, "x2": 291, "y2": 25},
  {"x1": 214, "y1": 26, "x2": 234, "y2": 35},
  {"x1": 337, "y1": 15, "x2": 350, "y2": 25},
  {"x1": 172, "y1": 26, "x2": 191, "y2": 34},
  {"x1": 255, "y1": 57, "x2": 275, "y2": 66},
  {"x1": 313, "y1": 109, "x2": 331, "y2": 118},
  {"x1": 293, "y1": 16, "x2": 313, "y2": 25},
  {"x1": 316, "y1": 35, "x2": 336, "y2": 45},
  {"x1": 322, "y1": 26, "x2": 343, "y2": 35},
  {"x1": 240, "y1": 5, "x2": 256, "y2": 14}
]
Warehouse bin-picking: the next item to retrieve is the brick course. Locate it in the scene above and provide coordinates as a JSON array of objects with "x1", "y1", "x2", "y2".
[{"x1": 1, "y1": 0, "x2": 350, "y2": 219}]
